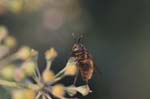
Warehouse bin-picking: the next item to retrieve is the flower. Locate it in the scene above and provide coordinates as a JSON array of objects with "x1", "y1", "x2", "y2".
[
  {"x1": 66, "y1": 85, "x2": 92, "y2": 96},
  {"x1": 25, "y1": 90, "x2": 36, "y2": 99},
  {"x1": 30, "y1": 49, "x2": 38, "y2": 58},
  {"x1": 42, "y1": 70, "x2": 55, "y2": 84},
  {"x1": 52, "y1": 57, "x2": 78, "y2": 81},
  {"x1": 45, "y1": 48, "x2": 58, "y2": 60},
  {"x1": 0, "y1": 64, "x2": 16, "y2": 80},
  {"x1": 21, "y1": 61, "x2": 36, "y2": 76},
  {"x1": 51, "y1": 84, "x2": 65, "y2": 98},
  {"x1": 76, "y1": 85, "x2": 92, "y2": 96},
  {"x1": 65, "y1": 63, "x2": 78, "y2": 76},
  {"x1": 16, "y1": 46, "x2": 38, "y2": 60},
  {"x1": 16, "y1": 46, "x2": 31, "y2": 60},
  {"x1": 65, "y1": 85, "x2": 77, "y2": 96},
  {"x1": 64, "y1": 57, "x2": 78, "y2": 76},
  {"x1": 4, "y1": 36, "x2": 17, "y2": 48},
  {"x1": 11, "y1": 90, "x2": 26, "y2": 99}
]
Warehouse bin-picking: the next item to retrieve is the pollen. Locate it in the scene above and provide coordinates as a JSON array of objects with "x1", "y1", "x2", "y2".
[
  {"x1": 25, "y1": 90, "x2": 36, "y2": 99},
  {"x1": 42, "y1": 70, "x2": 55, "y2": 84},
  {"x1": 45, "y1": 48, "x2": 58, "y2": 60},
  {"x1": 51, "y1": 84, "x2": 65, "y2": 98},
  {"x1": 65, "y1": 64, "x2": 78, "y2": 76}
]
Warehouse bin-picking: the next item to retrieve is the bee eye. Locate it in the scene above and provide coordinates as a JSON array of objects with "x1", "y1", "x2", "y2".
[
  {"x1": 72, "y1": 46, "x2": 76, "y2": 49},
  {"x1": 74, "y1": 46, "x2": 77, "y2": 49}
]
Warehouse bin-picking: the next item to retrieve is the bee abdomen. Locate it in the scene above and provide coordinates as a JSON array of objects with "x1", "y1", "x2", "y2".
[{"x1": 79, "y1": 59, "x2": 94, "y2": 81}]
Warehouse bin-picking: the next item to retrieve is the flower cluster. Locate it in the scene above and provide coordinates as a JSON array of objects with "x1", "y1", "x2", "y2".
[{"x1": 0, "y1": 26, "x2": 92, "y2": 99}]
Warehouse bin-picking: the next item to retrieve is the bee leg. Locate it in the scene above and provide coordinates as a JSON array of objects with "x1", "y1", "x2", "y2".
[
  {"x1": 73, "y1": 69, "x2": 79, "y2": 85},
  {"x1": 85, "y1": 80, "x2": 88, "y2": 85}
]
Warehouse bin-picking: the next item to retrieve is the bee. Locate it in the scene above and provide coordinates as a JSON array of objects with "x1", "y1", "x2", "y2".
[{"x1": 71, "y1": 33, "x2": 95, "y2": 84}]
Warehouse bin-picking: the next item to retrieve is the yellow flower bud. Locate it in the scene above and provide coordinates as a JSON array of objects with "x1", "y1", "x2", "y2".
[
  {"x1": 4, "y1": 36, "x2": 17, "y2": 48},
  {"x1": 30, "y1": 49, "x2": 38, "y2": 58},
  {"x1": 64, "y1": 57, "x2": 78, "y2": 76},
  {"x1": 25, "y1": 90, "x2": 36, "y2": 99},
  {"x1": 51, "y1": 84, "x2": 65, "y2": 98},
  {"x1": 11, "y1": 90, "x2": 26, "y2": 99},
  {"x1": 0, "y1": 65, "x2": 16, "y2": 80},
  {"x1": 22, "y1": 61, "x2": 36, "y2": 76},
  {"x1": 65, "y1": 64, "x2": 77, "y2": 76},
  {"x1": 45, "y1": 48, "x2": 57, "y2": 60},
  {"x1": 17, "y1": 46, "x2": 31, "y2": 60},
  {"x1": 16, "y1": 47, "x2": 38, "y2": 60},
  {"x1": 42, "y1": 70, "x2": 55, "y2": 84}
]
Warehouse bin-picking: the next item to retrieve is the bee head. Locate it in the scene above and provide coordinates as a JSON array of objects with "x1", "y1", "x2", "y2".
[
  {"x1": 72, "y1": 33, "x2": 84, "y2": 52},
  {"x1": 72, "y1": 43, "x2": 82, "y2": 52}
]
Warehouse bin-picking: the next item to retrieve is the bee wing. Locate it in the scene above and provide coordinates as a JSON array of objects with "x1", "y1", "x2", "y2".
[
  {"x1": 89, "y1": 54, "x2": 102, "y2": 76},
  {"x1": 94, "y1": 63, "x2": 102, "y2": 75}
]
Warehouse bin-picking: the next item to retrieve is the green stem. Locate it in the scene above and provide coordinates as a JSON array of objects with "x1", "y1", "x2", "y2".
[
  {"x1": 54, "y1": 69, "x2": 65, "y2": 78},
  {"x1": 0, "y1": 79, "x2": 41, "y2": 91},
  {"x1": 46, "y1": 60, "x2": 52, "y2": 70},
  {"x1": 0, "y1": 53, "x2": 18, "y2": 69},
  {"x1": 50, "y1": 75, "x2": 65, "y2": 85}
]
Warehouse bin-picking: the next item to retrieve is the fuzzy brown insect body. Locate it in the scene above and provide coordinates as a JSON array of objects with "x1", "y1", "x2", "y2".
[{"x1": 71, "y1": 43, "x2": 94, "y2": 83}]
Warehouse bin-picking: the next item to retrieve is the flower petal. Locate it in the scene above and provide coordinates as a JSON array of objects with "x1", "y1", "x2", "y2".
[{"x1": 76, "y1": 85, "x2": 92, "y2": 96}]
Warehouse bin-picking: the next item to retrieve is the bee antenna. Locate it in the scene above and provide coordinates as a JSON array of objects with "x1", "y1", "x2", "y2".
[
  {"x1": 72, "y1": 33, "x2": 77, "y2": 42},
  {"x1": 77, "y1": 33, "x2": 83, "y2": 43}
]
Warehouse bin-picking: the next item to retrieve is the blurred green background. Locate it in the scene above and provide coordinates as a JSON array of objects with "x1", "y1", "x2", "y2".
[{"x1": 0, "y1": 0, "x2": 149, "y2": 99}]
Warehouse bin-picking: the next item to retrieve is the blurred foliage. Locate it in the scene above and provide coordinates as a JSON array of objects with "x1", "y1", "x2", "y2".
[{"x1": 0, "y1": 0, "x2": 50, "y2": 14}]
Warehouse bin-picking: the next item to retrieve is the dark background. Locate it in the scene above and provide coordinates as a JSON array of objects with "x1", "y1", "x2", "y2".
[{"x1": 0, "y1": 0, "x2": 149, "y2": 99}]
